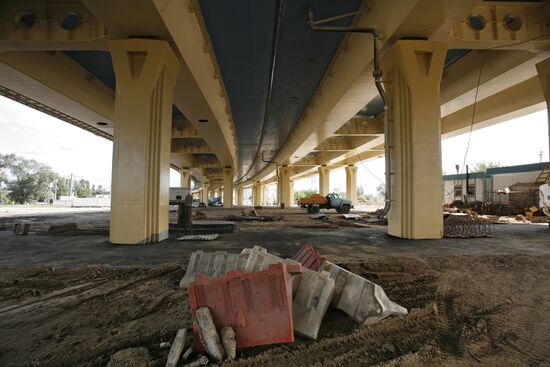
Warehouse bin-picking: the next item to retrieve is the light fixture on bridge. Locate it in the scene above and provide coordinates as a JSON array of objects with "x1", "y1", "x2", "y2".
[
  {"x1": 503, "y1": 14, "x2": 523, "y2": 32},
  {"x1": 466, "y1": 14, "x2": 486, "y2": 32},
  {"x1": 60, "y1": 12, "x2": 82, "y2": 31},
  {"x1": 97, "y1": 122, "x2": 109, "y2": 126},
  {"x1": 14, "y1": 11, "x2": 35, "y2": 29},
  {"x1": 198, "y1": 119, "x2": 208, "y2": 123}
]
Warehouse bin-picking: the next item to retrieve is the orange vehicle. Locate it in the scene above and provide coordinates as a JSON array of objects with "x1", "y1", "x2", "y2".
[{"x1": 297, "y1": 193, "x2": 352, "y2": 214}]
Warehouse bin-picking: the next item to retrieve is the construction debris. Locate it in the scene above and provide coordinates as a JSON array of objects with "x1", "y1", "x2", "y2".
[
  {"x1": 177, "y1": 234, "x2": 219, "y2": 241},
  {"x1": 178, "y1": 244, "x2": 407, "y2": 364},
  {"x1": 293, "y1": 244, "x2": 325, "y2": 271},
  {"x1": 166, "y1": 328, "x2": 190, "y2": 367},
  {"x1": 444, "y1": 214, "x2": 496, "y2": 238},
  {"x1": 292, "y1": 268, "x2": 335, "y2": 339},
  {"x1": 188, "y1": 264, "x2": 298, "y2": 349},
  {"x1": 179, "y1": 250, "x2": 249, "y2": 288},
  {"x1": 220, "y1": 326, "x2": 237, "y2": 361},
  {"x1": 194, "y1": 307, "x2": 225, "y2": 362},
  {"x1": 224, "y1": 214, "x2": 282, "y2": 222},
  {"x1": 183, "y1": 355, "x2": 209, "y2": 367},
  {"x1": 193, "y1": 211, "x2": 207, "y2": 220},
  {"x1": 242, "y1": 207, "x2": 259, "y2": 217},
  {"x1": 311, "y1": 213, "x2": 330, "y2": 220},
  {"x1": 182, "y1": 346, "x2": 193, "y2": 361},
  {"x1": 320, "y1": 261, "x2": 408, "y2": 324},
  {"x1": 13, "y1": 222, "x2": 30, "y2": 235},
  {"x1": 48, "y1": 222, "x2": 77, "y2": 233},
  {"x1": 342, "y1": 214, "x2": 362, "y2": 219}
]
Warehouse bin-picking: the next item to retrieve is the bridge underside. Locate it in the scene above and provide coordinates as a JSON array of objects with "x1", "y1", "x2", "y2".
[{"x1": 0, "y1": 0, "x2": 548, "y2": 242}]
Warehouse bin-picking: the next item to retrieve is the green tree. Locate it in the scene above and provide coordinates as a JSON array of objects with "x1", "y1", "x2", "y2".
[
  {"x1": 1, "y1": 154, "x2": 57, "y2": 204},
  {"x1": 74, "y1": 179, "x2": 92, "y2": 198},
  {"x1": 54, "y1": 177, "x2": 70, "y2": 199},
  {"x1": 471, "y1": 161, "x2": 502, "y2": 173}
]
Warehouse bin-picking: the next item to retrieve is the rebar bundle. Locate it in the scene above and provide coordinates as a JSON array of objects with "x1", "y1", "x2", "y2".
[{"x1": 444, "y1": 215, "x2": 496, "y2": 238}]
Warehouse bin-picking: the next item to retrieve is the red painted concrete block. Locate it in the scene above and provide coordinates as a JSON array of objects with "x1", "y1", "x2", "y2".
[
  {"x1": 292, "y1": 244, "x2": 325, "y2": 271},
  {"x1": 188, "y1": 263, "x2": 301, "y2": 350}
]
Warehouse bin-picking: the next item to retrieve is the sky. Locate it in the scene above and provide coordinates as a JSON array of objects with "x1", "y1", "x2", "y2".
[{"x1": 0, "y1": 95, "x2": 548, "y2": 195}]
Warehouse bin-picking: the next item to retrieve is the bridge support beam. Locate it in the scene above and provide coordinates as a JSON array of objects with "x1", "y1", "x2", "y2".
[
  {"x1": 236, "y1": 187, "x2": 244, "y2": 206},
  {"x1": 382, "y1": 40, "x2": 447, "y2": 239},
  {"x1": 279, "y1": 167, "x2": 292, "y2": 208},
  {"x1": 253, "y1": 182, "x2": 263, "y2": 206},
  {"x1": 223, "y1": 168, "x2": 234, "y2": 208},
  {"x1": 109, "y1": 39, "x2": 180, "y2": 244},
  {"x1": 345, "y1": 165, "x2": 358, "y2": 206},
  {"x1": 201, "y1": 180, "x2": 210, "y2": 204},
  {"x1": 180, "y1": 168, "x2": 191, "y2": 188},
  {"x1": 536, "y1": 57, "x2": 550, "y2": 159},
  {"x1": 318, "y1": 166, "x2": 330, "y2": 196}
]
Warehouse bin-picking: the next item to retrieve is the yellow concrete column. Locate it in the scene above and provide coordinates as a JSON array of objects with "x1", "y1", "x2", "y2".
[
  {"x1": 382, "y1": 40, "x2": 447, "y2": 239},
  {"x1": 253, "y1": 182, "x2": 263, "y2": 206},
  {"x1": 345, "y1": 165, "x2": 358, "y2": 205},
  {"x1": 201, "y1": 180, "x2": 209, "y2": 204},
  {"x1": 279, "y1": 167, "x2": 292, "y2": 208},
  {"x1": 318, "y1": 166, "x2": 330, "y2": 196},
  {"x1": 109, "y1": 39, "x2": 180, "y2": 244},
  {"x1": 536, "y1": 57, "x2": 550, "y2": 158},
  {"x1": 180, "y1": 168, "x2": 191, "y2": 188},
  {"x1": 289, "y1": 181, "x2": 294, "y2": 206},
  {"x1": 223, "y1": 168, "x2": 234, "y2": 208},
  {"x1": 236, "y1": 187, "x2": 244, "y2": 206}
]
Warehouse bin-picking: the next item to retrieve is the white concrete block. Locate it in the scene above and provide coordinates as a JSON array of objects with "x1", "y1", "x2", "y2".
[
  {"x1": 243, "y1": 246, "x2": 299, "y2": 272},
  {"x1": 320, "y1": 261, "x2": 407, "y2": 324},
  {"x1": 292, "y1": 268, "x2": 335, "y2": 339},
  {"x1": 179, "y1": 251, "x2": 248, "y2": 288}
]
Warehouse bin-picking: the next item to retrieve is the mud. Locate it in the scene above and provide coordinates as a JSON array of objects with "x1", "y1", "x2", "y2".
[{"x1": 1, "y1": 254, "x2": 549, "y2": 366}]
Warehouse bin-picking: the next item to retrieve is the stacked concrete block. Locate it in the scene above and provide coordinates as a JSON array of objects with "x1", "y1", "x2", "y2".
[
  {"x1": 179, "y1": 251, "x2": 249, "y2": 288},
  {"x1": 320, "y1": 261, "x2": 407, "y2": 324},
  {"x1": 291, "y1": 268, "x2": 335, "y2": 339},
  {"x1": 244, "y1": 246, "x2": 299, "y2": 272},
  {"x1": 292, "y1": 244, "x2": 325, "y2": 271},
  {"x1": 188, "y1": 263, "x2": 298, "y2": 349}
]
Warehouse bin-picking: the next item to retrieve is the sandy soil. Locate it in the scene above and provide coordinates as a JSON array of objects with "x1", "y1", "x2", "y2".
[{"x1": 1, "y1": 254, "x2": 549, "y2": 366}]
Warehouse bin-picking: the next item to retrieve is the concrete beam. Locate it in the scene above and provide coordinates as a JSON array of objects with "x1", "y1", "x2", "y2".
[
  {"x1": 152, "y1": 0, "x2": 238, "y2": 171},
  {"x1": 243, "y1": 0, "x2": 482, "y2": 186},
  {"x1": 333, "y1": 117, "x2": 384, "y2": 136},
  {"x1": 0, "y1": 51, "x2": 114, "y2": 134}
]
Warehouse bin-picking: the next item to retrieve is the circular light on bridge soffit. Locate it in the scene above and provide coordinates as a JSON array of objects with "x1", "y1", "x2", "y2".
[
  {"x1": 198, "y1": 119, "x2": 208, "y2": 123},
  {"x1": 61, "y1": 12, "x2": 82, "y2": 31},
  {"x1": 14, "y1": 11, "x2": 36, "y2": 29},
  {"x1": 97, "y1": 122, "x2": 108, "y2": 126},
  {"x1": 467, "y1": 14, "x2": 486, "y2": 32},
  {"x1": 503, "y1": 15, "x2": 523, "y2": 32}
]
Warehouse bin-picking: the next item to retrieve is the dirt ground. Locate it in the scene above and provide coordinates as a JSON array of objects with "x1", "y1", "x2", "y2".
[{"x1": 1, "y1": 207, "x2": 550, "y2": 366}]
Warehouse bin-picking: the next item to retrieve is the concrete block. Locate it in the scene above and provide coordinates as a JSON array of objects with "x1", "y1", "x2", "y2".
[
  {"x1": 292, "y1": 244, "x2": 325, "y2": 271},
  {"x1": 292, "y1": 268, "x2": 335, "y2": 339},
  {"x1": 320, "y1": 261, "x2": 407, "y2": 324},
  {"x1": 166, "y1": 328, "x2": 190, "y2": 367},
  {"x1": 194, "y1": 307, "x2": 224, "y2": 362},
  {"x1": 188, "y1": 263, "x2": 297, "y2": 349},
  {"x1": 244, "y1": 245, "x2": 299, "y2": 272},
  {"x1": 179, "y1": 250, "x2": 248, "y2": 288}
]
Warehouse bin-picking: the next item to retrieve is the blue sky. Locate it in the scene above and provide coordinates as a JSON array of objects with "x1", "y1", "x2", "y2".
[{"x1": 0, "y1": 95, "x2": 548, "y2": 195}]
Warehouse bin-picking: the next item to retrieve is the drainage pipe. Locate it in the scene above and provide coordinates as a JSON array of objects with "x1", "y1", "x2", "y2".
[{"x1": 307, "y1": 11, "x2": 392, "y2": 218}]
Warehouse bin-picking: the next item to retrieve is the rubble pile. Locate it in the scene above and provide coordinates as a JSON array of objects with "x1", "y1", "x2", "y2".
[{"x1": 170, "y1": 244, "x2": 407, "y2": 365}]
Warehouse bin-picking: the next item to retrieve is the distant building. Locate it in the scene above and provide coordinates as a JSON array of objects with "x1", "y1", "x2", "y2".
[{"x1": 442, "y1": 162, "x2": 549, "y2": 205}]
